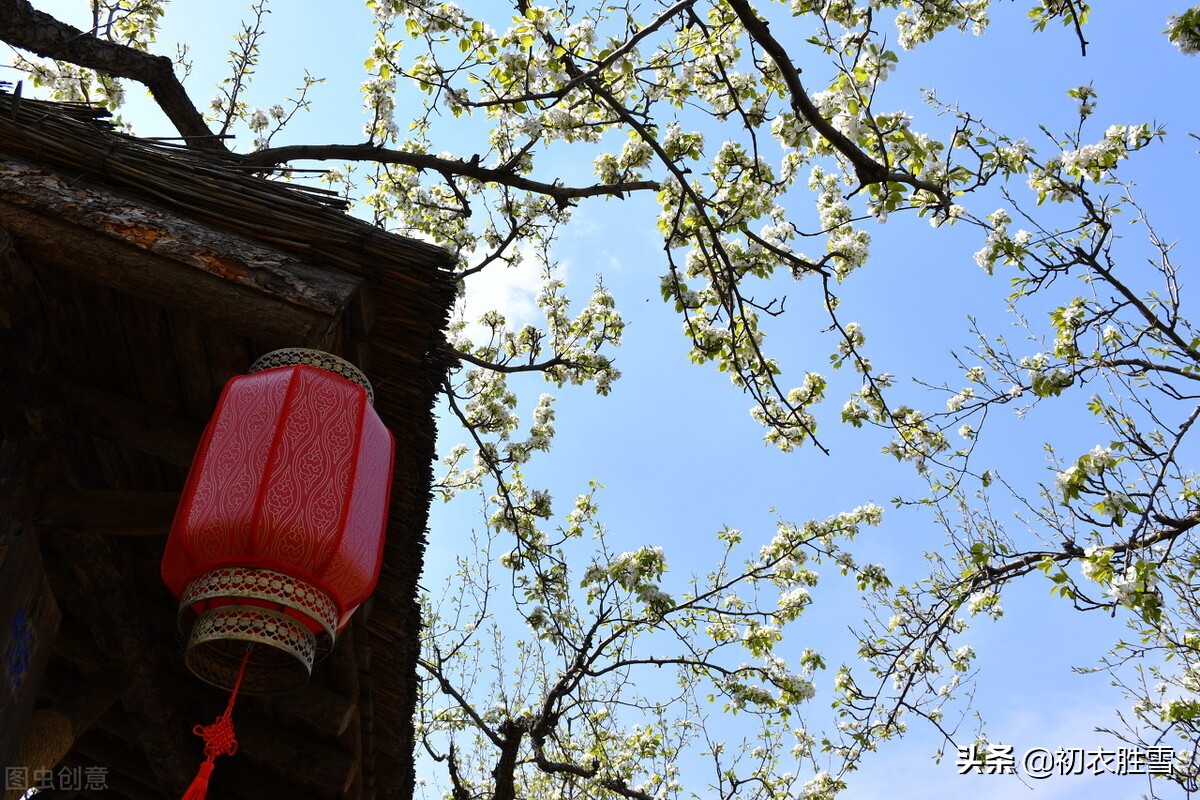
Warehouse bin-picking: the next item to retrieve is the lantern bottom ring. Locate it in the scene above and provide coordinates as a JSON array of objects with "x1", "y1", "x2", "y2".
[{"x1": 185, "y1": 604, "x2": 322, "y2": 694}]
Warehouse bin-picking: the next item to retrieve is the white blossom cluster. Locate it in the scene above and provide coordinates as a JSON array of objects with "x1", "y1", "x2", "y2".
[
  {"x1": 760, "y1": 506, "x2": 883, "y2": 568},
  {"x1": 966, "y1": 590, "x2": 1002, "y2": 618},
  {"x1": 770, "y1": 661, "x2": 817, "y2": 704},
  {"x1": 973, "y1": 209, "x2": 1031, "y2": 274},
  {"x1": 1058, "y1": 124, "x2": 1156, "y2": 182},
  {"x1": 879, "y1": 405, "x2": 949, "y2": 472},
  {"x1": 1046, "y1": 297, "x2": 1090, "y2": 362},
  {"x1": 1027, "y1": 119, "x2": 1158, "y2": 204},
  {"x1": 771, "y1": 111, "x2": 814, "y2": 151},
  {"x1": 582, "y1": 546, "x2": 674, "y2": 615},
  {"x1": 752, "y1": 397, "x2": 819, "y2": 453},
  {"x1": 1167, "y1": 7, "x2": 1200, "y2": 54},
  {"x1": 811, "y1": 168, "x2": 871, "y2": 278},
  {"x1": 1109, "y1": 562, "x2": 1159, "y2": 609},
  {"x1": 1054, "y1": 444, "x2": 1117, "y2": 501},
  {"x1": 811, "y1": 85, "x2": 865, "y2": 144},
  {"x1": 361, "y1": 73, "x2": 399, "y2": 142},
  {"x1": 592, "y1": 136, "x2": 654, "y2": 184},
  {"x1": 14, "y1": 55, "x2": 126, "y2": 111},
  {"x1": 1080, "y1": 546, "x2": 1113, "y2": 581},
  {"x1": 372, "y1": 0, "x2": 468, "y2": 31},
  {"x1": 945, "y1": 387, "x2": 974, "y2": 413},
  {"x1": 995, "y1": 137, "x2": 1033, "y2": 172},
  {"x1": 893, "y1": 0, "x2": 989, "y2": 50}
]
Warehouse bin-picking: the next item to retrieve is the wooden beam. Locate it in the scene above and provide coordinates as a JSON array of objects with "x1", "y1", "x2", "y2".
[
  {"x1": 50, "y1": 622, "x2": 106, "y2": 668},
  {"x1": 0, "y1": 231, "x2": 326, "y2": 352},
  {"x1": 218, "y1": 758, "x2": 328, "y2": 800},
  {"x1": 69, "y1": 735, "x2": 170, "y2": 800},
  {"x1": 0, "y1": 456, "x2": 61, "y2": 775},
  {"x1": 41, "y1": 534, "x2": 196, "y2": 796},
  {"x1": 36, "y1": 489, "x2": 179, "y2": 535},
  {"x1": 40, "y1": 663, "x2": 130, "y2": 740},
  {"x1": 186, "y1": 671, "x2": 358, "y2": 790},
  {"x1": 51, "y1": 750, "x2": 157, "y2": 800},
  {"x1": 341, "y1": 286, "x2": 376, "y2": 376},
  {"x1": 46, "y1": 674, "x2": 329, "y2": 800},
  {"x1": 235, "y1": 712, "x2": 358, "y2": 797},
  {"x1": 53, "y1": 374, "x2": 201, "y2": 468},
  {"x1": 341, "y1": 705, "x2": 364, "y2": 800},
  {"x1": 347, "y1": 285, "x2": 376, "y2": 338},
  {"x1": 290, "y1": 680, "x2": 357, "y2": 738},
  {"x1": 53, "y1": 620, "x2": 358, "y2": 742},
  {"x1": 332, "y1": 625, "x2": 364, "y2": 800},
  {"x1": 0, "y1": 157, "x2": 361, "y2": 350},
  {"x1": 84, "y1": 665, "x2": 358, "y2": 797},
  {"x1": 0, "y1": 197, "x2": 341, "y2": 350},
  {"x1": 22, "y1": 790, "x2": 81, "y2": 800},
  {"x1": 343, "y1": 337, "x2": 373, "y2": 376},
  {"x1": 360, "y1": 664, "x2": 378, "y2": 800}
]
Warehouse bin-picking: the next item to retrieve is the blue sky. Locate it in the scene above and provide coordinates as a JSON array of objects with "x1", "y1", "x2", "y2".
[
  {"x1": 437, "y1": 4, "x2": 1197, "y2": 792},
  {"x1": 12, "y1": 1, "x2": 1199, "y2": 797},
  {"x1": 439, "y1": 5, "x2": 1198, "y2": 792}
]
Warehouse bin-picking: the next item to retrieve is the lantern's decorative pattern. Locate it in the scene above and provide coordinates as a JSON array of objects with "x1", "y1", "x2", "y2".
[{"x1": 162, "y1": 348, "x2": 393, "y2": 693}]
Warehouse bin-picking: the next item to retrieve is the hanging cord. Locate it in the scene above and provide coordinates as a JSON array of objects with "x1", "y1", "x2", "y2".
[{"x1": 181, "y1": 646, "x2": 252, "y2": 800}]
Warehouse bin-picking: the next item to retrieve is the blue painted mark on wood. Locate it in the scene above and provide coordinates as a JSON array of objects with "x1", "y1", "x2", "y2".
[{"x1": 5, "y1": 606, "x2": 34, "y2": 689}]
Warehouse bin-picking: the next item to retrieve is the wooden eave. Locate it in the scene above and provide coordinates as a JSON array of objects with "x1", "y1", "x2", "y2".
[
  {"x1": 0, "y1": 91, "x2": 456, "y2": 800},
  {"x1": 0, "y1": 156, "x2": 362, "y2": 350}
]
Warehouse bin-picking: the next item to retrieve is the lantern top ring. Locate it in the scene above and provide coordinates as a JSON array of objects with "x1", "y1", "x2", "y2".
[
  {"x1": 180, "y1": 566, "x2": 340, "y2": 642},
  {"x1": 249, "y1": 347, "x2": 375, "y2": 405}
]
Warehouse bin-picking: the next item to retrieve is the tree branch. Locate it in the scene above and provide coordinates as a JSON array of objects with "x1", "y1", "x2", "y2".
[
  {"x1": 491, "y1": 719, "x2": 525, "y2": 800},
  {"x1": 0, "y1": 0, "x2": 220, "y2": 148},
  {"x1": 452, "y1": 348, "x2": 582, "y2": 375},
  {"x1": 241, "y1": 144, "x2": 659, "y2": 207},
  {"x1": 529, "y1": 739, "x2": 656, "y2": 800},
  {"x1": 529, "y1": 17, "x2": 830, "y2": 452},
  {"x1": 972, "y1": 512, "x2": 1200, "y2": 590},
  {"x1": 445, "y1": 0, "x2": 699, "y2": 112},
  {"x1": 724, "y1": 0, "x2": 949, "y2": 206},
  {"x1": 418, "y1": 655, "x2": 504, "y2": 749}
]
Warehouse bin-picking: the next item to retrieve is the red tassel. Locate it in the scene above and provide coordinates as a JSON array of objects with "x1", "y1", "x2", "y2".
[
  {"x1": 182, "y1": 648, "x2": 251, "y2": 800},
  {"x1": 181, "y1": 762, "x2": 215, "y2": 800}
]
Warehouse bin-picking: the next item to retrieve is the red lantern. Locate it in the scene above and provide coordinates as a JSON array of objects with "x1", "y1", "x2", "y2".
[{"x1": 162, "y1": 348, "x2": 393, "y2": 694}]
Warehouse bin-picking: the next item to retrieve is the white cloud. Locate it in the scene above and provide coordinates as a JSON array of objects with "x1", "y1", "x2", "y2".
[{"x1": 455, "y1": 245, "x2": 563, "y2": 344}]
